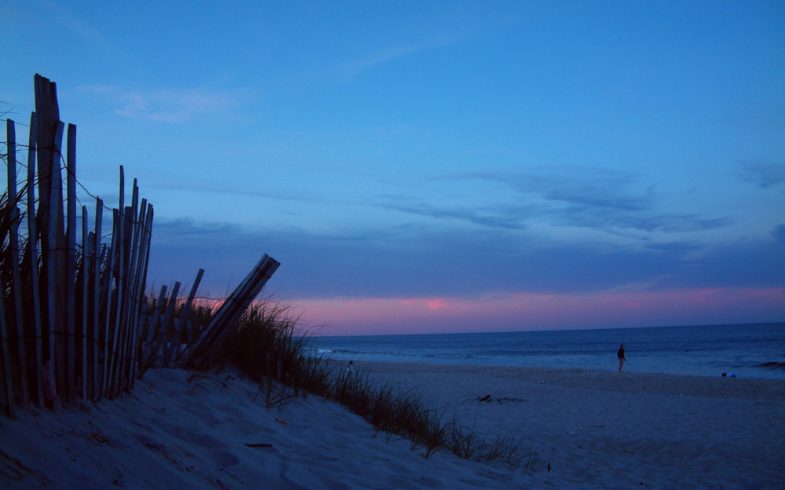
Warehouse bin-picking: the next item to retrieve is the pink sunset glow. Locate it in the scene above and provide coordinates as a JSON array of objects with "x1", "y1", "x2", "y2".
[{"x1": 289, "y1": 287, "x2": 785, "y2": 336}]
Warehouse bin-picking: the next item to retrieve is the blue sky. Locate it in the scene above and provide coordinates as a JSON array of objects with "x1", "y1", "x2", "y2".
[{"x1": 2, "y1": 1, "x2": 784, "y2": 334}]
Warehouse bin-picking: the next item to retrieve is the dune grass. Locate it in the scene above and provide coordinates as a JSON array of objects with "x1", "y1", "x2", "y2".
[{"x1": 199, "y1": 301, "x2": 522, "y2": 466}]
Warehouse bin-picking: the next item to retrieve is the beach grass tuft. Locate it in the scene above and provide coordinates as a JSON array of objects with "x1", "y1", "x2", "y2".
[
  {"x1": 205, "y1": 300, "x2": 522, "y2": 466},
  {"x1": 218, "y1": 302, "x2": 332, "y2": 399}
]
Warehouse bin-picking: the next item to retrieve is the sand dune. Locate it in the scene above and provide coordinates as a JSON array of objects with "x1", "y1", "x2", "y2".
[{"x1": 0, "y1": 369, "x2": 519, "y2": 489}]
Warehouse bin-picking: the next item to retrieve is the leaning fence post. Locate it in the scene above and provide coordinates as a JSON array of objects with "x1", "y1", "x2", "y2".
[{"x1": 180, "y1": 255, "x2": 280, "y2": 369}]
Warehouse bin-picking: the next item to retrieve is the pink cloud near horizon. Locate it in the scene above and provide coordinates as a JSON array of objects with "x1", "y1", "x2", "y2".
[{"x1": 286, "y1": 287, "x2": 785, "y2": 336}]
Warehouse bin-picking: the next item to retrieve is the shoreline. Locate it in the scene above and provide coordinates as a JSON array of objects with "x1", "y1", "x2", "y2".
[
  {"x1": 310, "y1": 322, "x2": 785, "y2": 381},
  {"x1": 353, "y1": 360, "x2": 785, "y2": 399},
  {"x1": 316, "y1": 352, "x2": 785, "y2": 382},
  {"x1": 320, "y1": 353, "x2": 785, "y2": 381}
]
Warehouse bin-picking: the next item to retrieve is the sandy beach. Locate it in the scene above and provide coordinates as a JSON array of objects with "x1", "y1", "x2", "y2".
[
  {"x1": 362, "y1": 361, "x2": 785, "y2": 488},
  {"x1": 2, "y1": 363, "x2": 784, "y2": 489}
]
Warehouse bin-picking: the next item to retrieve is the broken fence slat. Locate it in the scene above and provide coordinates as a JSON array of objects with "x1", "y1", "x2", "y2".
[
  {"x1": 199, "y1": 257, "x2": 280, "y2": 365},
  {"x1": 180, "y1": 254, "x2": 271, "y2": 365},
  {"x1": 181, "y1": 255, "x2": 280, "y2": 369}
]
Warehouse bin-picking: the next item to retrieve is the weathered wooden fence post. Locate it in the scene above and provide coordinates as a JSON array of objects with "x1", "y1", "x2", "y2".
[
  {"x1": 26, "y1": 112, "x2": 44, "y2": 407},
  {"x1": 6, "y1": 120, "x2": 30, "y2": 405}
]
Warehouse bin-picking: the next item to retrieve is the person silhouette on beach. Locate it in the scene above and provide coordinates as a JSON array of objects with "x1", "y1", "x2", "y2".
[
  {"x1": 346, "y1": 360, "x2": 354, "y2": 377},
  {"x1": 617, "y1": 344, "x2": 625, "y2": 372}
]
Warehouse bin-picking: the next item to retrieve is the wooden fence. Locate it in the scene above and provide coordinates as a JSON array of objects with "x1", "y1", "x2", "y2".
[{"x1": 0, "y1": 74, "x2": 279, "y2": 417}]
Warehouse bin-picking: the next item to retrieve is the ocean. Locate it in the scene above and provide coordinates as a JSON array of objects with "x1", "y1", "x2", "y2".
[{"x1": 310, "y1": 323, "x2": 785, "y2": 380}]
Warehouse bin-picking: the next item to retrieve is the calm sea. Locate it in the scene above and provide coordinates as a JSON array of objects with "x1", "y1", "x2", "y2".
[{"x1": 310, "y1": 323, "x2": 785, "y2": 380}]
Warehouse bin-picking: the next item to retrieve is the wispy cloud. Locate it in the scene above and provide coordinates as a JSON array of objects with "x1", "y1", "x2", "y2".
[
  {"x1": 737, "y1": 160, "x2": 785, "y2": 189},
  {"x1": 336, "y1": 36, "x2": 457, "y2": 79},
  {"x1": 391, "y1": 167, "x2": 731, "y2": 236},
  {"x1": 545, "y1": 205, "x2": 731, "y2": 234},
  {"x1": 513, "y1": 170, "x2": 731, "y2": 233},
  {"x1": 379, "y1": 200, "x2": 528, "y2": 231},
  {"x1": 79, "y1": 85, "x2": 252, "y2": 123},
  {"x1": 457, "y1": 167, "x2": 651, "y2": 216},
  {"x1": 41, "y1": 0, "x2": 117, "y2": 55}
]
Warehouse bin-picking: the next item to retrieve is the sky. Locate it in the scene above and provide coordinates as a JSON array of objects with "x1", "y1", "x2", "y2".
[{"x1": 2, "y1": 0, "x2": 784, "y2": 335}]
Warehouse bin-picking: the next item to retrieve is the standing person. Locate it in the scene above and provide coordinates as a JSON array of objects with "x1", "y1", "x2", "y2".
[
  {"x1": 346, "y1": 360, "x2": 354, "y2": 377},
  {"x1": 617, "y1": 344, "x2": 625, "y2": 372}
]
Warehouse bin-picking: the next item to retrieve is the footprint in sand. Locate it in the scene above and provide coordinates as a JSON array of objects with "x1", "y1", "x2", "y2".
[
  {"x1": 166, "y1": 426, "x2": 227, "y2": 449},
  {"x1": 208, "y1": 449, "x2": 240, "y2": 469}
]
